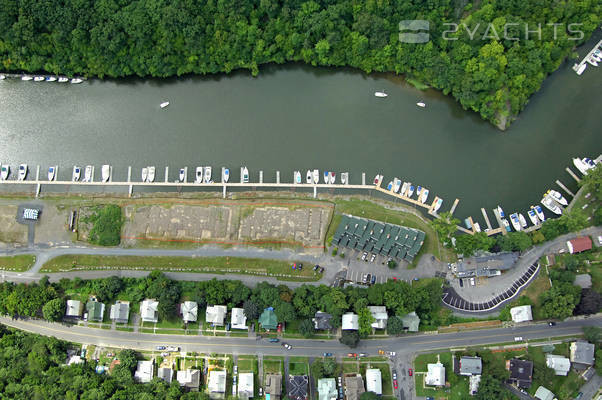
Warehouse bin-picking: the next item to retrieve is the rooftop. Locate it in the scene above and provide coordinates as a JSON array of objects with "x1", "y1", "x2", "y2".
[
  {"x1": 456, "y1": 356, "x2": 482, "y2": 376},
  {"x1": 258, "y1": 307, "x2": 278, "y2": 330},
  {"x1": 365, "y1": 369, "x2": 382, "y2": 395},
  {"x1": 534, "y1": 386, "x2": 555, "y2": 400},
  {"x1": 313, "y1": 311, "x2": 333, "y2": 331},
  {"x1": 510, "y1": 305, "x2": 533, "y2": 323},
  {"x1": 206, "y1": 305, "x2": 227, "y2": 325},
  {"x1": 425, "y1": 363, "x2": 445, "y2": 386},
  {"x1": 507, "y1": 359, "x2": 533, "y2": 388},
  {"x1": 545, "y1": 354, "x2": 571, "y2": 376},
  {"x1": 317, "y1": 378, "x2": 337, "y2": 400},
  {"x1": 287, "y1": 375, "x2": 308, "y2": 400},
  {"x1": 140, "y1": 299, "x2": 159, "y2": 323},
  {"x1": 231, "y1": 307, "x2": 248, "y2": 329},
  {"x1": 570, "y1": 341, "x2": 595, "y2": 366},
  {"x1": 180, "y1": 301, "x2": 198, "y2": 323},
  {"x1": 134, "y1": 360, "x2": 154, "y2": 383},
  {"x1": 400, "y1": 311, "x2": 420, "y2": 332},
  {"x1": 65, "y1": 300, "x2": 83, "y2": 317},
  {"x1": 177, "y1": 369, "x2": 201, "y2": 391},
  {"x1": 367, "y1": 306, "x2": 388, "y2": 330},
  {"x1": 208, "y1": 370, "x2": 227, "y2": 393},
  {"x1": 265, "y1": 373, "x2": 282, "y2": 400},
  {"x1": 238, "y1": 373, "x2": 254, "y2": 400},
  {"x1": 86, "y1": 300, "x2": 105, "y2": 322},
  {"x1": 567, "y1": 236, "x2": 592, "y2": 254},
  {"x1": 344, "y1": 374, "x2": 365, "y2": 400},
  {"x1": 158, "y1": 367, "x2": 174, "y2": 384},
  {"x1": 342, "y1": 312, "x2": 359, "y2": 330},
  {"x1": 110, "y1": 301, "x2": 129, "y2": 323}
]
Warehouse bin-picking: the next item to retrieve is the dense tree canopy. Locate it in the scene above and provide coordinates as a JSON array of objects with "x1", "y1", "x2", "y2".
[{"x1": 0, "y1": 0, "x2": 599, "y2": 128}]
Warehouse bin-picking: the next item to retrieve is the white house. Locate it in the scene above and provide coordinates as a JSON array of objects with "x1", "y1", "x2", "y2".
[
  {"x1": 238, "y1": 372, "x2": 254, "y2": 400},
  {"x1": 546, "y1": 354, "x2": 571, "y2": 376},
  {"x1": 134, "y1": 360, "x2": 154, "y2": 383},
  {"x1": 180, "y1": 301, "x2": 198, "y2": 323},
  {"x1": 510, "y1": 305, "x2": 533, "y2": 323},
  {"x1": 367, "y1": 306, "x2": 388, "y2": 330},
  {"x1": 425, "y1": 363, "x2": 445, "y2": 386},
  {"x1": 65, "y1": 300, "x2": 83, "y2": 318},
  {"x1": 208, "y1": 370, "x2": 227, "y2": 399},
  {"x1": 206, "y1": 305, "x2": 228, "y2": 326},
  {"x1": 342, "y1": 312, "x2": 359, "y2": 330},
  {"x1": 231, "y1": 307, "x2": 248, "y2": 329},
  {"x1": 140, "y1": 299, "x2": 159, "y2": 323},
  {"x1": 365, "y1": 369, "x2": 382, "y2": 395}
]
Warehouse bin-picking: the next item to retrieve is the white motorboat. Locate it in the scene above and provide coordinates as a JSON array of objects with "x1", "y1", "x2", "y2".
[
  {"x1": 242, "y1": 166, "x2": 249, "y2": 183},
  {"x1": 546, "y1": 189, "x2": 567, "y2": 206},
  {"x1": 576, "y1": 63, "x2": 587, "y2": 75},
  {"x1": 341, "y1": 172, "x2": 348, "y2": 185},
  {"x1": 160, "y1": 101, "x2": 169, "y2": 109},
  {"x1": 141, "y1": 167, "x2": 148, "y2": 182},
  {"x1": 18, "y1": 164, "x2": 27, "y2": 180},
  {"x1": 0, "y1": 164, "x2": 9, "y2": 180},
  {"x1": 204, "y1": 166, "x2": 212, "y2": 183},
  {"x1": 179, "y1": 168, "x2": 186, "y2": 182},
  {"x1": 407, "y1": 185, "x2": 415, "y2": 197},
  {"x1": 57, "y1": 77, "x2": 69, "y2": 83},
  {"x1": 433, "y1": 197, "x2": 443, "y2": 212},
  {"x1": 73, "y1": 166, "x2": 81, "y2": 182},
  {"x1": 147, "y1": 166, "x2": 156, "y2": 182},
  {"x1": 393, "y1": 178, "x2": 401, "y2": 193},
  {"x1": 71, "y1": 78, "x2": 83, "y2": 84},
  {"x1": 306, "y1": 170, "x2": 312, "y2": 184},
  {"x1": 527, "y1": 209, "x2": 539, "y2": 225},
  {"x1": 587, "y1": 57, "x2": 599, "y2": 66},
  {"x1": 573, "y1": 157, "x2": 590, "y2": 175},
  {"x1": 0, "y1": 74, "x2": 5, "y2": 80},
  {"x1": 84, "y1": 165, "x2": 92, "y2": 182},
  {"x1": 33, "y1": 76, "x2": 45, "y2": 82},
  {"x1": 421, "y1": 188, "x2": 429, "y2": 204},
  {"x1": 541, "y1": 195, "x2": 562, "y2": 215},
  {"x1": 45, "y1": 76, "x2": 57, "y2": 82},
  {"x1": 21, "y1": 75, "x2": 33, "y2": 81},
  {"x1": 223, "y1": 168, "x2": 230, "y2": 183},
  {"x1": 416, "y1": 186, "x2": 423, "y2": 198},
  {"x1": 510, "y1": 213, "x2": 521, "y2": 231},
  {"x1": 401, "y1": 182, "x2": 409, "y2": 196},
  {"x1": 294, "y1": 171, "x2": 301, "y2": 184},
  {"x1": 518, "y1": 213, "x2": 527, "y2": 228},
  {"x1": 416, "y1": 102, "x2": 426, "y2": 107},
  {"x1": 374, "y1": 91, "x2": 388, "y2": 98},
  {"x1": 329, "y1": 172, "x2": 336, "y2": 184},
  {"x1": 532, "y1": 205, "x2": 545, "y2": 222},
  {"x1": 502, "y1": 218, "x2": 511, "y2": 232},
  {"x1": 496, "y1": 205, "x2": 505, "y2": 218},
  {"x1": 101, "y1": 164, "x2": 110, "y2": 182},
  {"x1": 313, "y1": 169, "x2": 319, "y2": 184},
  {"x1": 323, "y1": 171, "x2": 329, "y2": 183},
  {"x1": 195, "y1": 167, "x2": 203, "y2": 183},
  {"x1": 48, "y1": 166, "x2": 56, "y2": 181}
]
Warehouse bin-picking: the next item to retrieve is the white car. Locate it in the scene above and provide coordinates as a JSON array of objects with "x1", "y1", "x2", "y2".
[
  {"x1": 514, "y1": 337, "x2": 523, "y2": 342},
  {"x1": 470, "y1": 278, "x2": 475, "y2": 286},
  {"x1": 166, "y1": 346, "x2": 179, "y2": 352}
]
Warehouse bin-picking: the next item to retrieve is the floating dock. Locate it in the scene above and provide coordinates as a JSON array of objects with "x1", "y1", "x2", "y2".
[{"x1": 572, "y1": 39, "x2": 602, "y2": 75}]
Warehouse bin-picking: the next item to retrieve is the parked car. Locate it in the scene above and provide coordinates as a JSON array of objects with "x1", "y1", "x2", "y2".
[
  {"x1": 369, "y1": 253, "x2": 376, "y2": 262},
  {"x1": 269, "y1": 338, "x2": 279, "y2": 343},
  {"x1": 393, "y1": 379, "x2": 398, "y2": 389},
  {"x1": 413, "y1": 277, "x2": 419, "y2": 281},
  {"x1": 378, "y1": 349, "x2": 385, "y2": 355},
  {"x1": 470, "y1": 277, "x2": 475, "y2": 286},
  {"x1": 323, "y1": 352, "x2": 333, "y2": 357},
  {"x1": 313, "y1": 264, "x2": 320, "y2": 271},
  {"x1": 459, "y1": 278, "x2": 464, "y2": 287},
  {"x1": 371, "y1": 275, "x2": 376, "y2": 285},
  {"x1": 167, "y1": 346, "x2": 179, "y2": 352},
  {"x1": 337, "y1": 376, "x2": 342, "y2": 386},
  {"x1": 362, "y1": 274, "x2": 368, "y2": 284},
  {"x1": 347, "y1": 353, "x2": 357, "y2": 357},
  {"x1": 386, "y1": 351, "x2": 396, "y2": 356},
  {"x1": 319, "y1": 267, "x2": 324, "y2": 273},
  {"x1": 392, "y1": 371, "x2": 397, "y2": 380},
  {"x1": 548, "y1": 322, "x2": 556, "y2": 326},
  {"x1": 358, "y1": 353, "x2": 367, "y2": 357},
  {"x1": 361, "y1": 252, "x2": 368, "y2": 261},
  {"x1": 408, "y1": 368, "x2": 413, "y2": 376},
  {"x1": 259, "y1": 388, "x2": 263, "y2": 396},
  {"x1": 514, "y1": 337, "x2": 523, "y2": 342},
  {"x1": 234, "y1": 366, "x2": 238, "y2": 374},
  {"x1": 366, "y1": 273, "x2": 372, "y2": 283},
  {"x1": 156, "y1": 346, "x2": 166, "y2": 350},
  {"x1": 161, "y1": 352, "x2": 169, "y2": 357}
]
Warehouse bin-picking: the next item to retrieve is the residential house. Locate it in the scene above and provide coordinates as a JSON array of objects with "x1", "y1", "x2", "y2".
[
  {"x1": 400, "y1": 312, "x2": 420, "y2": 332},
  {"x1": 342, "y1": 312, "x2": 359, "y2": 330},
  {"x1": 110, "y1": 301, "x2": 129, "y2": 324},
  {"x1": 134, "y1": 360, "x2": 154, "y2": 383},
  {"x1": 570, "y1": 341, "x2": 595, "y2": 369},
  {"x1": 140, "y1": 299, "x2": 159, "y2": 323},
  {"x1": 313, "y1": 311, "x2": 333, "y2": 331},
  {"x1": 208, "y1": 370, "x2": 227, "y2": 399},
  {"x1": 567, "y1": 236, "x2": 592, "y2": 254},
  {"x1": 546, "y1": 354, "x2": 571, "y2": 376},
  {"x1": 534, "y1": 386, "x2": 555, "y2": 400},
  {"x1": 454, "y1": 356, "x2": 482, "y2": 376},
  {"x1": 317, "y1": 378, "x2": 337, "y2": 400},
  {"x1": 287, "y1": 375, "x2": 308, "y2": 400},
  {"x1": 344, "y1": 374, "x2": 365, "y2": 400},
  {"x1": 425, "y1": 362, "x2": 445, "y2": 386},
  {"x1": 206, "y1": 305, "x2": 227, "y2": 326},
  {"x1": 180, "y1": 301, "x2": 198, "y2": 323},
  {"x1": 177, "y1": 369, "x2": 201, "y2": 391},
  {"x1": 507, "y1": 359, "x2": 533, "y2": 388},
  {"x1": 65, "y1": 300, "x2": 83, "y2": 318},
  {"x1": 231, "y1": 307, "x2": 248, "y2": 329},
  {"x1": 85, "y1": 299, "x2": 105, "y2": 322},
  {"x1": 365, "y1": 369, "x2": 382, "y2": 395},
  {"x1": 367, "y1": 306, "x2": 388, "y2": 330},
  {"x1": 158, "y1": 367, "x2": 174, "y2": 384},
  {"x1": 238, "y1": 373, "x2": 254, "y2": 400},
  {"x1": 258, "y1": 307, "x2": 278, "y2": 331},
  {"x1": 265, "y1": 374, "x2": 282, "y2": 400},
  {"x1": 510, "y1": 305, "x2": 533, "y2": 323}
]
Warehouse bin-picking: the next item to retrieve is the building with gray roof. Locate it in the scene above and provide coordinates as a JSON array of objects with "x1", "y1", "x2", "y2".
[
  {"x1": 110, "y1": 301, "x2": 129, "y2": 324},
  {"x1": 454, "y1": 356, "x2": 482, "y2": 376},
  {"x1": 570, "y1": 341, "x2": 595, "y2": 368}
]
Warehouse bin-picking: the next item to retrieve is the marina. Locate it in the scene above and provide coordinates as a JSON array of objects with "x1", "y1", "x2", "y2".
[{"x1": 572, "y1": 39, "x2": 602, "y2": 75}]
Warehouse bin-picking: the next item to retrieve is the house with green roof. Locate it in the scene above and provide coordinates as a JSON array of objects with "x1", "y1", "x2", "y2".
[
  {"x1": 86, "y1": 299, "x2": 105, "y2": 322},
  {"x1": 258, "y1": 307, "x2": 278, "y2": 330}
]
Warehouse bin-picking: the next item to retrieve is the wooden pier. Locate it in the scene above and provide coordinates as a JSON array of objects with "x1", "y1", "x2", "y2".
[
  {"x1": 556, "y1": 180, "x2": 574, "y2": 197},
  {"x1": 481, "y1": 208, "x2": 492, "y2": 231},
  {"x1": 566, "y1": 167, "x2": 581, "y2": 183},
  {"x1": 449, "y1": 198, "x2": 460, "y2": 215}
]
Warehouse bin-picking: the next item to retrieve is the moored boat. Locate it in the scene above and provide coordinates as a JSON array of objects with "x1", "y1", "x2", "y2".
[
  {"x1": 101, "y1": 165, "x2": 110, "y2": 182},
  {"x1": 510, "y1": 213, "x2": 521, "y2": 231},
  {"x1": 527, "y1": 209, "x2": 539, "y2": 225},
  {"x1": 416, "y1": 102, "x2": 426, "y2": 107},
  {"x1": 71, "y1": 78, "x2": 83, "y2": 84},
  {"x1": 242, "y1": 166, "x2": 249, "y2": 183},
  {"x1": 421, "y1": 188, "x2": 429, "y2": 204},
  {"x1": 464, "y1": 218, "x2": 472, "y2": 229},
  {"x1": 546, "y1": 189, "x2": 567, "y2": 206},
  {"x1": 374, "y1": 91, "x2": 387, "y2": 98},
  {"x1": 179, "y1": 168, "x2": 186, "y2": 182},
  {"x1": 518, "y1": 213, "x2": 527, "y2": 228},
  {"x1": 341, "y1": 172, "x2": 348, "y2": 185},
  {"x1": 48, "y1": 166, "x2": 56, "y2": 181},
  {"x1": 502, "y1": 219, "x2": 511, "y2": 232},
  {"x1": 84, "y1": 165, "x2": 92, "y2": 182},
  {"x1": 329, "y1": 172, "x2": 335, "y2": 184},
  {"x1": 541, "y1": 195, "x2": 562, "y2": 215},
  {"x1": 147, "y1": 166, "x2": 156, "y2": 183},
  {"x1": 45, "y1": 76, "x2": 57, "y2": 82},
  {"x1": 57, "y1": 77, "x2": 69, "y2": 83},
  {"x1": 387, "y1": 181, "x2": 393, "y2": 191},
  {"x1": 573, "y1": 157, "x2": 590, "y2": 175},
  {"x1": 160, "y1": 101, "x2": 169, "y2": 109},
  {"x1": 73, "y1": 166, "x2": 81, "y2": 182},
  {"x1": 306, "y1": 170, "x2": 312, "y2": 184},
  {"x1": 142, "y1": 167, "x2": 148, "y2": 182},
  {"x1": 195, "y1": 167, "x2": 203, "y2": 183},
  {"x1": 407, "y1": 185, "x2": 415, "y2": 197},
  {"x1": 576, "y1": 63, "x2": 587, "y2": 75},
  {"x1": 313, "y1": 169, "x2": 319, "y2": 184},
  {"x1": 416, "y1": 186, "x2": 423, "y2": 198},
  {"x1": 401, "y1": 182, "x2": 409, "y2": 197},
  {"x1": 496, "y1": 205, "x2": 505, "y2": 218},
  {"x1": 21, "y1": 75, "x2": 33, "y2": 81},
  {"x1": 323, "y1": 171, "x2": 329, "y2": 183},
  {"x1": 393, "y1": 178, "x2": 401, "y2": 193},
  {"x1": 533, "y1": 205, "x2": 545, "y2": 222},
  {"x1": 433, "y1": 197, "x2": 443, "y2": 212},
  {"x1": 33, "y1": 76, "x2": 45, "y2": 82},
  {"x1": 223, "y1": 168, "x2": 230, "y2": 183},
  {"x1": 587, "y1": 57, "x2": 599, "y2": 67},
  {"x1": 373, "y1": 175, "x2": 380, "y2": 185},
  {"x1": 294, "y1": 171, "x2": 301, "y2": 184},
  {"x1": 0, "y1": 164, "x2": 9, "y2": 180},
  {"x1": 204, "y1": 166, "x2": 212, "y2": 183},
  {"x1": 18, "y1": 164, "x2": 27, "y2": 181}
]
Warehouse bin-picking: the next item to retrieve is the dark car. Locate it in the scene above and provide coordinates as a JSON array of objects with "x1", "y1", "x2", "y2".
[
  {"x1": 459, "y1": 278, "x2": 464, "y2": 287},
  {"x1": 548, "y1": 322, "x2": 556, "y2": 326},
  {"x1": 323, "y1": 352, "x2": 333, "y2": 357},
  {"x1": 269, "y1": 338, "x2": 279, "y2": 343},
  {"x1": 319, "y1": 267, "x2": 325, "y2": 273},
  {"x1": 371, "y1": 275, "x2": 376, "y2": 284},
  {"x1": 366, "y1": 273, "x2": 372, "y2": 283},
  {"x1": 313, "y1": 265, "x2": 320, "y2": 271}
]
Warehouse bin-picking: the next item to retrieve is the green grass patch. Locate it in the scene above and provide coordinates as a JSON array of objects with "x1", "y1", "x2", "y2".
[
  {"x1": 288, "y1": 358, "x2": 309, "y2": 376},
  {"x1": 81, "y1": 204, "x2": 123, "y2": 246},
  {"x1": 342, "y1": 362, "x2": 359, "y2": 373},
  {"x1": 414, "y1": 352, "x2": 467, "y2": 400},
  {"x1": 0, "y1": 254, "x2": 36, "y2": 272},
  {"x1": 263, "y1": 359, "x2": 283, "y2": 374},
  {"x1": 405, "y1": 77, "x2": 430, "y2": 90},
  {"x1": 237, "y1": 357, "x2": 256, "y2": 372}
]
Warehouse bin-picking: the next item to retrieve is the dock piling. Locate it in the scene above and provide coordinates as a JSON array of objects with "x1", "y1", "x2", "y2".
[
  {"x1": 276, "y1": 171, "x2": 280, "y2": 184},
  {"x1": 91, "y1": 166, "x2": 95, "y2": 182},
  {"x1": 222, "y1": 185, "x2": 226, "y2": 199},
  {"x1": 313, "y1": 186, "x2": 317, "y2": 198},
  {"x1": 362, "y1": 173, "x2": 365, "y2": 186},
  {"x1": 450, "y1": 198, "x2": 460, "y2": 215},
  {"x1": 164, "y1": 166, "x2": 169, "y2": 183},
  {"x1": 556, "y1": 180, "x2": 575, "y2": 197},
  {"x1": 127, "y1": 166, "x2": 131, "y2": 182},
  {"x1": 259, "y1": 171, "x2": 263, "y2": 184},
  {"x1": 565, "y1": 167, "x2": 581, "y2": 183}
]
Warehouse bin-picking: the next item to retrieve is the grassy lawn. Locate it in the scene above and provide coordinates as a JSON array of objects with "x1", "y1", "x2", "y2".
[
  {"x1": 569, "y1": 187, "x2": 599, "y2": 226},
  {"x1": 326, "y1": 198, "x2": 455, "y2": 263},
  {"x1": 520, "y1": 269, "x2": 552, "y2": 320},
  {"x1": 342, "y1": 362, "x2": 359, "y2": 373},
  {"x1": 0, "y1": 254, "x2": 36, "y2": 272},
  {"x1": 237, "y1": 357, "x2": 256, "y2": 372},
  {"x1": 289, "y1": 357, "x2": 309, "y2": 376},
  {"x1": 40, "y1": 254, "x2": 322, "y2": 281},
  {"x1": 263, "y1": 359, "x2": 283, "y2": 374}
]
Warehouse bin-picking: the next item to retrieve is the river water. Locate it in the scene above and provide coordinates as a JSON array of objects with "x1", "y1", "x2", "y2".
[{"x1": 0, "y1": 40, "x2": 600, "y2": 224}]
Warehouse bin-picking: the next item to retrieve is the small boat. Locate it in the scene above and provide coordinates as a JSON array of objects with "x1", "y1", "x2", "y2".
[
  {"x1": 541, "y1": 195, "x2": 562, "y2": 215},
  {"x1": 84, "y1": 165, "x2": 92, "y2": 182},
  {"x1": 586, "y1": 57, "x2": 598, "y2": 67},
  {"x1": 496, "y1": 205, "x2": 505, "y2": 218},
  {"x1": 294, "y1": 171, "x2": 301, "y2": 184},
  {"x1": 179, "y1": 168, "x2": 186, "y2": 182},
  {"x1": 57, "y1": 77, "x2": 69, "y2": 83},
  {"x1": 71, "y1": 78, "x2": 83, "y2": 84},
  {"x1": 374, "y1": 91, "x2": 388, "y2": 98},
  {"x1": 306, "y1": 170, "x2": 312, "y2": 184},
  {"x1": 18, "y1": 164, "x2": 27, "y2": 181},
  {"x1": 502, "y1": 218, "x2": 511, "y2": 232},
  {"x1": 421, "y1": 188, "x2": 429, "y2": 204},
  {"x1": 313, "y1": 169, "x2": 319, "y2": 184},
  {"x1": 0, "y1": 164, "x2": 9, "y2": 180},
  {"x1": 546, "y1": 189, "x2": 567, "y2": 206},
  {"x1": 373, "y1": 175, "x2": 380, "y2": 185},
  {"x1": 323, "y1": 171, "x2": 329, "y2": 183},
  {"x1": 242, "y1": 166, "x2": 249, "y2": 183},
  {"x1": 573, "y1": 157, "x2": 590, "y2": 175},
  {"x1": 341, "y1": 172, "x2": 348, "y2": 185},
  {"x1": 141, "y1": 167, "x2": 148, "y2": 182},
  {"x1": 416, "y1": 186, "x2": 423, "y2": 198},
  {"x1": 204, "y1": 166, "x2": 212, "y2": 183},
  {"x1": 329, "y1": 172, "x2": 336, "y2": 184},
  {"x1": 33, "y1": 76, "x2": 45, "y2": 82},
  {"x1": 583, "y1": 158, "x2": 597, "y2": 169},
  {"x1": 518, "y1": 213, "x2": 527, "y2": 228},
  {"x1": 101, "y1": 165, "x2": 110, "y2": 182},
  {"x1": 393, "y1": 178, "x2": 401, "y2": 193},
  {"x1": 21, "y1": 75, "x2": 33, "y2": 81},
  {"x1": 45, "y1": 76, "x2": 57, "y2": 82},
  {"x1": 387, "y1": 181, "x2": 393, "y2": 191},
  {"x1": 533, "y1": 205, "x2": 545, "y2": 222},
  {"x1": 0, "y1": 74, "x2": 5, "y2": 80},
  {"x1": 195, "y1": 167, "x2": 203, "y2": 183},
  {"x1": 73, "y1": 166, "x2": 81, "y2": 182},
  {"x1": 474, "y1": 223, "x2": 481, "y2": 233},
  {"x1": 416, "y1": 102, "x2": 426, "y2": 107},
  {"x1": 401, "y1": 182, "x2": 409, "y2": 196},
  {"x1": 576, "y1": 63, "x2": 587, "y2": 75},
  {"x1": 407, "y1": 185, "x2": 415, "y2": 197},
  {"x1": 464, "y1": 218, "x2": 472, "y2": 229},
  {"x1": 433, "y1": 197, "x2": 443, "y2": 212},
  {"x1": 160, "y1": 101, "x2": 169, "y2": 109},
  {"x1": 48, "y1": 166, "x2": 56, "y2": 181},
  {"x1": 510, "y1": 213, "x2": 521, "y2": 231},
  {"x1": 147, "y1": 166, "x2": 156, "y2": 183},
  {"x1": 527, "y1": 209, "x2": 539, "y2": 225},
  {"x1": 223, "y1": 168, "x2": 230, "y2": 183}
]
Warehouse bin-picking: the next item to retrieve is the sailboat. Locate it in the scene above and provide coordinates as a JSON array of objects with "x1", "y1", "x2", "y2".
[
  {"x1": 18, "y1": 164, "x2": 27, "y2": 181},
  {"x1": 73, "y1": 166, "x2": 81, "y2": 182},
  {"x1": 323, "y1": 171, "x2": 329, "y2": 184},
  {"x1": 142, "y1": 167, "x2": 149, "y2": 182},
  {"x1": 160, "y1": 101, "x2": 169, "y2": 109},
  {"x1": 84, "y1": 165, "x2": 92, "y2": 182},
  {"x1": 179, "y1": 168, "x2": 186, "y2": 182},
  {"x1": 204, "y1": 166, "x2": 212, "y2": 183},
  {"x1": 223, "y1": 168, "x2": 230, "y2": 183},
  {"x1": 294, "y1": 171, "x2": 301, "y2": 184},
  {"x1": 195, "y1": 167, "x2": 203, "y2": 183},
  {"x1": 420, "y1": 188, "x2": 429, "y2": 204}
]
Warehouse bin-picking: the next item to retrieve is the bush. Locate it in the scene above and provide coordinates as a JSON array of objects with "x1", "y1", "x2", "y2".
[
  {"x1": 87, "y1": 205, "x2": 123, "y2": 246},
  {"x1": 332, "y1": 248, "x2": 338, "y2": 256},
  {"x1": 387, "y1": 260, "x2": 397, "y2": 269}
]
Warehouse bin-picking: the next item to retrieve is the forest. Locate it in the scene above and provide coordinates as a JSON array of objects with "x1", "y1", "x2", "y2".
[{"x1": 0, "y1": 0, "x2": 600, "y2": 129}]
